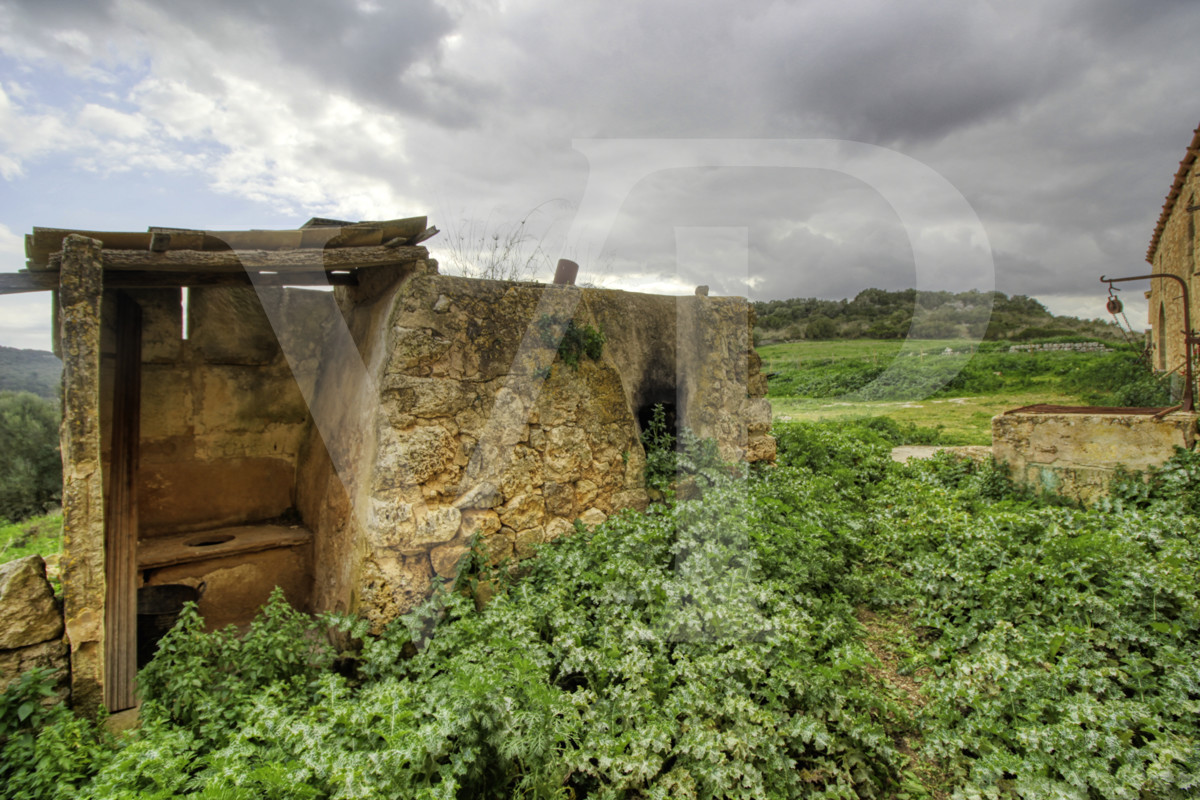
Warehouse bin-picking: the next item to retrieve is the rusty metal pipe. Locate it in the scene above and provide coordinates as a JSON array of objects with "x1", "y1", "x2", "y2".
[{"x1": 1101, "y1": 273, "x2": 1194, "y2": 412}]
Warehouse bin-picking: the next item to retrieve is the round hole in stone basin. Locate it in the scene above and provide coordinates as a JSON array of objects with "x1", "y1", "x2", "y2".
[{"x1": 186, "y1": 534, "x2": 235, "y2": 547}]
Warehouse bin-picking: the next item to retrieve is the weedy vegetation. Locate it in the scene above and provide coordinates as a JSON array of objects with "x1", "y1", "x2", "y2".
[{"x1": 3, "y1": 420, "x2": 1200, "y2": 798}]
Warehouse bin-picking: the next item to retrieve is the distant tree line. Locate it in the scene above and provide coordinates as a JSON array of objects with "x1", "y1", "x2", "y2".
[
  {"x1": 753, "y1": 289, "x2": 1124, "y2": 342},
  {"x1": 0, "y1": 391, "x2": 61, "y2": 522},
  {"x1": 0, "y1": 346, "x2": 61, "y2": 400}
]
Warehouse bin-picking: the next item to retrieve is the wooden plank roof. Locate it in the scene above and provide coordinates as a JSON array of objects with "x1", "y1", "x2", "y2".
[{"x1": 1, "y1": 216, "x2": 438, "y2": 295}]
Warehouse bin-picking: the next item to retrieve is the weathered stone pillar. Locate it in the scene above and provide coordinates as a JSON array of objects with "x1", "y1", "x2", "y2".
[{"x1": 58, "y1": 234, "x2": 106, "y2": 711}]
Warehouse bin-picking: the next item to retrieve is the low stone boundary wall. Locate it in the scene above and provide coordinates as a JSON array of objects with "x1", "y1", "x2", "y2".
[
  {"x1": 0, "y1": 555, "x2": 68, "y2": 698},
  {"x1": 992, "y1": 407, "x2": 1199, "y2": 502},
  {"x1": 1007, "y1": 342, "x2": 1110, "y2": 353}
]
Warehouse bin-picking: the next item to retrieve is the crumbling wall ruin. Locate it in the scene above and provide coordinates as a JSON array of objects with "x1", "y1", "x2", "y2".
[
  {"x1": 297, "y1": 266, "x2": 774, "y2": 631},
  {"x1": 5, "y1": 224, "x2": 774, "y2": 707}
]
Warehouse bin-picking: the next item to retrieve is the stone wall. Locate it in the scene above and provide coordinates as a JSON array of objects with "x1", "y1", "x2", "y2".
[
  {"x1": 0, "y1": 556, "x2": 68, "y2": 698},
  {"x1": 295, "y1": 264, "x2": 418, "y2": 621},
  {"x1": 992, "y1": 409, "x2": 1199, "y2": 502},
  {"x1": 1148, "y1": 130, "x2": 1199, "y2": 373},
  {"x1": 298, "y1": 266, "x2": 773, "y2": 631}
]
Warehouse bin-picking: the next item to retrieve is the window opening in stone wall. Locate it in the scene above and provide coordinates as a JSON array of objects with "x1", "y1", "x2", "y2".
[
  {"x1": 1158, "y1": 302, "x2": 1167, "y2": 370},
  {"x1": 1189, "y1": 195, "x2": 1195, "y2": 274}
]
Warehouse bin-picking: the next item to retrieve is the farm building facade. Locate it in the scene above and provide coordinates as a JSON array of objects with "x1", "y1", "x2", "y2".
[{"x1": 1147, "y1": 124, "x2": 1200, "y2": 372}]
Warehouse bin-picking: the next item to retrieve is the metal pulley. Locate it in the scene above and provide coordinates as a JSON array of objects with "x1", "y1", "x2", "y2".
[{"x1": 1105, "y1": 281, "x2": 1125, "y2": 316}]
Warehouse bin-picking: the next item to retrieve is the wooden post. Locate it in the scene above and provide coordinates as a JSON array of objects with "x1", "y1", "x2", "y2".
[
  {"x1": 58, "y1": 235, "x2": 106, "y2": 712},
  {"x1": 104, "y1": 293, "x2": 141, "y2": 711},
  {"x1": 552, "y1": 259, "x2": 579, "y2": 286}
]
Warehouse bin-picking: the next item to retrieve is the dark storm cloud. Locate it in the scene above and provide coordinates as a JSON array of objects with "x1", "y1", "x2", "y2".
[
  {"x1": 439, "y1": 1, "x2": 1075, "y2": 143},
  {"x1": 758, "y1": 2, "x2": 1072, "y2": 146},
  {"x1": 408, "y1": 0, "x2": 1197, "y2": 314},
  {"x1": 4, "y1": 0, "x2": 1199, "y2": 315},
  {"x1": 164, "y1": 0, "x2": 479, "y2": 126},
  {"x1": 578, "y1": 165, "x2": 921, "y2": 301}
]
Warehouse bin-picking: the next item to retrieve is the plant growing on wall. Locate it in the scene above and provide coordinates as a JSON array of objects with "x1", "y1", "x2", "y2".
[{"x1": 536, "y1": 314, "x2": 605, "y2": 369}]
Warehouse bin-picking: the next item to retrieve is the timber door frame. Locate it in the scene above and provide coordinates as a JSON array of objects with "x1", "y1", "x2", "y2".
[{"x1": 103, "y1": 292, "x2": 142, "y2": 711}]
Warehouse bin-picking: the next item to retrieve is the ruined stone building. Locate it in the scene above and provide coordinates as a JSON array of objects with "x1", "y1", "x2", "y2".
[
  {"x1": 0, "y1": 217, "x2": 773, "y2": 712},
  {"x1": 1148, "y1": 124, "x2": 1200, "y2": 371}
]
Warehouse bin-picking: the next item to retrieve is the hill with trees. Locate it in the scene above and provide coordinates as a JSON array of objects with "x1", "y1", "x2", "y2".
[
  {"x1": 753, "y1": 289, "x2": 1125, "y2": 342},
  {"x1": 0, "y1": 347, "x2": 61, "y2": 399}
]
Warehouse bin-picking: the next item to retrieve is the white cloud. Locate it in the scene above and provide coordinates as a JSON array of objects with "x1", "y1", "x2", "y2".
[
  {"x1": 0, "y1": 222, "x2": 22, "y2": 257},
  {"x1": 0, "y1": 0, "x2": 428, "y2": 219},
  {"x1": 0, "y1": 294, "x2": 54, "y2": 351},
  {"x1": 77, "y1": 103, "x2": 149, "y2": 138}
]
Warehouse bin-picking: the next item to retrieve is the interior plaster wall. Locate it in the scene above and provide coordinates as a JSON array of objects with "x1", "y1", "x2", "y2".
[{"x1": 123, "y1": 287, "x2": 330, "y2": 536}]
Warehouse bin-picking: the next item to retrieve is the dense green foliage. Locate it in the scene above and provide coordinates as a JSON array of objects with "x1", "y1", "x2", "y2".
[
  {"x1": 0, "y1": 347, "x2": 61, "y2": 400},
  {"x1": 0, "y1": 667, "x2": 114, "y2": 799},
  {"x1": 5, "y1": 422, "x2": 1200, "y2": 798},
  {"x1": 753, "y1": 289, "x2": 1122, "y2": 343},
  {"x1": 0, "y1": 391, "x2": 62, "y2": 523},
  {"x1": 765, "y1": 343, "x2": 1171, "y2": 407}
]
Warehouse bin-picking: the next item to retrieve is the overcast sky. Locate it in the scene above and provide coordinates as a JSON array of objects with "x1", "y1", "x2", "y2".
[{"x1": 1, "y1": 0, "x2": 1197, "y2": 349}]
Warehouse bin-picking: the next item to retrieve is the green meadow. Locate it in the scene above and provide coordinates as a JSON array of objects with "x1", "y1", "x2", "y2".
[{"x1": 759, "y1": 338, "x2": 1168, "y2": 445}]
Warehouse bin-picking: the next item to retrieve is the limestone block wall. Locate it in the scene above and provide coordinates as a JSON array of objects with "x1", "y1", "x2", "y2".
[
  {"x1": 295, "y1": 264, "x2": 420, "y2": 620},
  {"x1": 297, "y1": 266, "x2": 773, "y2": 631},
  {"x1": 992, "y1": 409, "x2": 1199, "y2": 502},
  {"x1": 1148, "y1": 138, "x2": 1198, "y2": 373},
  {"x1": 0, "y1": 556, "x2": 68, "y2": 698}
]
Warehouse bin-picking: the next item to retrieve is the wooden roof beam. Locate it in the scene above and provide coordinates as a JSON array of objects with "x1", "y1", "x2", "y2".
[
  {"x1": 0, "y1": 270, "x2": 359, "y2": 295},
  {"x1": 46, "y1": 243, "x2": 428, "y2": 273},
  {"x1": 0, "y1": 272, "x2": 58, "y2": 294}
]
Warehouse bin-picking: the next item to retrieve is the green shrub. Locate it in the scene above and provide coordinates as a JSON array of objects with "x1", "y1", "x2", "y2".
[
  {"x1": 536, "y1": 315, "x2": 605, "y2": 369},
  {"x1": 0, "y1": 667, "x2": 111, "y2": 800},
  {"x1": 640, "y1": 403, "x2": 725, "y2": 497}
]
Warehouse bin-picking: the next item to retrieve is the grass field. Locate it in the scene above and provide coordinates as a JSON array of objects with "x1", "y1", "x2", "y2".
[
  {"x1": 0, "y1": 512, "x2": 62, "y2": 570},
  {"x1": 759, "y1": 338, "x2": 1158, "y2": 445},
  {"x1": 769, "y1": 390, "x2": 1080, "y2": 445},
  {"x1": 758, "y1": 338, "x2": 975, "y2": 371}
]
